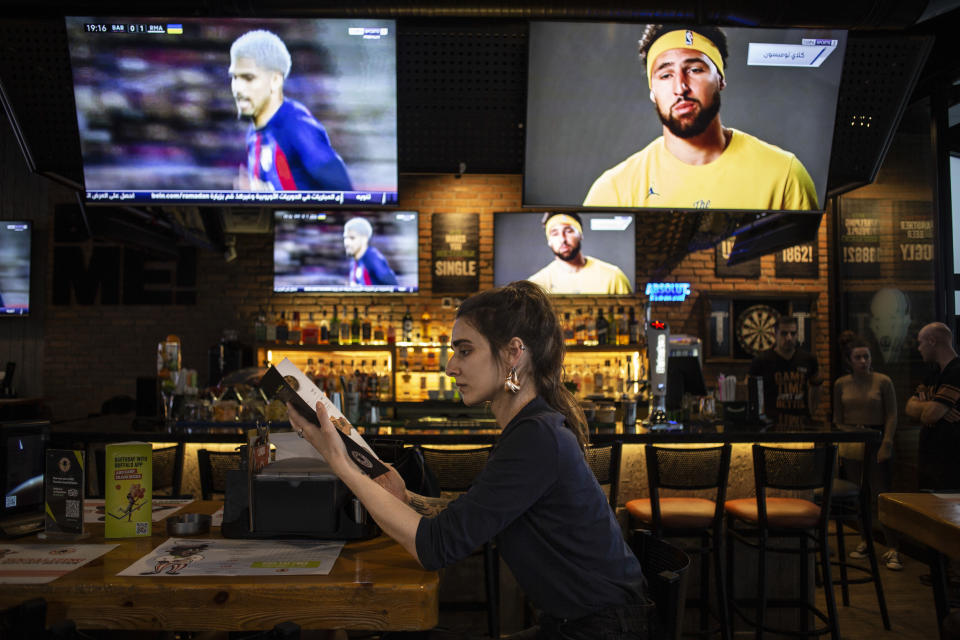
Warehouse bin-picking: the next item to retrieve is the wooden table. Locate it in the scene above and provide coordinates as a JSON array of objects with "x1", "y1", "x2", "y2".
[
  {"x1": 879, "y1": 492, "x2": 960, "y2": 639},
  {"x1": 0, "y1": 501, "x2": 438, "y2": 632}
]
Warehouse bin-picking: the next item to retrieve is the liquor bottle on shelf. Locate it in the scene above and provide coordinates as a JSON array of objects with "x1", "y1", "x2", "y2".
[
  {"x1": 289, "y1": 311, "x2": 302, "y2": 345},
  {"x1": 378, "y1": 360, "x2": 392, "y2": 402},
  {"x1": 254, "y1": 307, "x2": 267, "y2": 342},
  {"x1": 372, "y1": 314, "x2": 385, "y2": 344},
  {"x1": 275, "y1": 311, "x2": 289, "y2": 344},
  {"x1": 420, "y1": 309, "x2": 432, "y2": 343},
  {"x1": 329, "y1": 307, "x2": 340, "y2": 346},
  {"x1": 386, "y1": 314, "x2": 397, "y2": 345},
  {"x1": 581, "y1": 362, "x2": 595, "y2": 396},
  {"x1": 571, "y1": 364, "x2": 582, "y2": 398},
  {"x1": 339, "y1": 306, "x2": 352, "y2": 345},
  {"x1": 302, "y1": 312, "x2": 319, "y2": 345},
  {"x1": 618, "y1": 306, "x2": 629, "y2": 346},
  {"x1": 265, "y1": 308, "x2": 277, "y2": 342},
  {"x1": 351, "y1": 307, "x2": 362, "y2": 345},
  {"x1": 608, "y1": 306, "x2": 620, "y2": 345},
  {"x1": 585, "y1": 309, "x2": 597, "y2": 345},
  {"x1": 596, "y1": 308, "x2": 609, "y2": 345},
  {"x1": 628, "y1": 307, "x2": 640, "y2": 345},
  {"x1": 563, "y1": 312, "x2": 575, "y2": 346},
  {"x1": 361, "y1": 312, "x2": 372, "y2": 344},
  {"x1": 402, "y1": 306, "x2": 414, "y2": 343},
  {"x1": 593, "y1": 364, "x2": 605, "y2": 398},
  {"x1": 319, "y1": 309, "x2": 330, "y2": 345},
  {"x1": 574, "y1": 309, "x2": 586, "y2": 345}
]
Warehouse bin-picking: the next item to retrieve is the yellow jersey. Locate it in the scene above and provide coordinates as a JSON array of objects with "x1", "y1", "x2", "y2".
[
  {"x1": 583, "y1": 128, "x2": 818, "y2": 210},
  {"x1": 529, "y1": 256, "x2": 632, "y2": 295}
]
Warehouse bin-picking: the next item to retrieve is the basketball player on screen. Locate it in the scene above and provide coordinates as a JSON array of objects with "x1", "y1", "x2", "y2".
[
  {"x1": 528, "y1": 212, "x2": 632, "y2": 295},
  {"x1": 229, "y1": 30, "x2": 352, "y2": 192},
  {"x1": 583, "y1": 25, "x2": 818, "y2": 210},
  {"x1": 343, "y1": 217, "x2": 398, "y2": 287}
]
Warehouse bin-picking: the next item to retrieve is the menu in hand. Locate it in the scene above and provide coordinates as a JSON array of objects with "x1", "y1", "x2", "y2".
[{"x1": 259, "y1": 358, "x2": 389, "y2": 479}]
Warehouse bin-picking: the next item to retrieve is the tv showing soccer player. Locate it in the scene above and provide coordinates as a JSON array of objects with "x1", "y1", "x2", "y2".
[
  {"x1": 0, "y1": 222, "x2": 31, "y2": 316},
  {"x1": 494, "y1": 212, "x2": 636, "y2": 295},
  {"x1": 64, "y1": 17, "x2": 398, "y2": 206},
  {"x1": 274, "y1": 210, "x2": 418, "y2": 293},
  {"x1": 524, "y1": 23, "x2": 847, "y2": 212}
]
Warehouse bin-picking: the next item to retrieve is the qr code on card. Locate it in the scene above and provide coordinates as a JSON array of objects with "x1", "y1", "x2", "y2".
[
  {"x1": 136, "y1": 522, "x2": 148, "y2": 535},
  {"x1": 65, "y1": 500, "x2": 80, "y2": 519}
]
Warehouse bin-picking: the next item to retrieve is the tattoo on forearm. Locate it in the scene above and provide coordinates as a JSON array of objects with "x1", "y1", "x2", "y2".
[{"x1": 406, "y1": 491, "x2": 451, "y2": 517}]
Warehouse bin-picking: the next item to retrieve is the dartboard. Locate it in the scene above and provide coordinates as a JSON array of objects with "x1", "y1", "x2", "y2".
[{"x1": 736, "y1": 304, "x2": 780, "y2": 356}]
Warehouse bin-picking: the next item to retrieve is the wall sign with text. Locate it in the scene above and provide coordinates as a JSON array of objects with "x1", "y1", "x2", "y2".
[
  {"x1": 775, "y1": 241, "x2": 818, "y2": 279},
  {"x1": 431, "y1": 213, "x2": 479, "y2": 294},
  {"x1": 838, "y1": 200, "x2": 881, "y2": 279},
  {"x1": 894, "y1": 201, "x2": 934, "y2": 280}
]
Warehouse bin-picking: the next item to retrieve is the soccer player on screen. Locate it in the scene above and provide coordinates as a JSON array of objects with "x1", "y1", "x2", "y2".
[
  {"x1": 528, "y1": 212, "x2": 631, "y2": 295},
  {"x1": 583, "y1": 25, "x2": 818, "y2": 210},
  {"x1": 343, "y1": 217, "x2": 398, "y2": 287},
  {"x1": 229, "y1": 30, "x2": 352, "y2": 192}
]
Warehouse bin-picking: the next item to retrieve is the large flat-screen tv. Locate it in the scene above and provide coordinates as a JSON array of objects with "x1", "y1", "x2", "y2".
[
  {"x1": 494, "y1": 212, "x2": 636, "y2": 295},
  {"x1": 0, "y1": 221, "x2": 31, "y2": 316},
  {"x1": 524, "y1": 22, "x2": 847, "y2": 212},
  {"x1": 64, "y1": 17, "x2": 398, "y2": 207},
  {"x1": 274, "y1": 210, "x2": 418, "y2": 293}
]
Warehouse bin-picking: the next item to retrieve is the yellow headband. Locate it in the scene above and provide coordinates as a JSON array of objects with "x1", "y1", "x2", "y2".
[
  {"x1": 645, "y1": 29, "x2": 724, "y2": 88},
  {"x1": 544, "y1": 214, "x2": 582, "y2": 239}
]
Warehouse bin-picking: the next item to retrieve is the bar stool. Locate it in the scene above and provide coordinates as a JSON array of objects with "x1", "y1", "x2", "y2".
[
  {"x1": 625, "y1": 443, "x2": 732, "y2": 639},
  {"x1": 816, "y1": 438, "x2": 890, "y2": 629},
  {"x1": 724, "y1": 444, "x2": 839, "y2": 640}
]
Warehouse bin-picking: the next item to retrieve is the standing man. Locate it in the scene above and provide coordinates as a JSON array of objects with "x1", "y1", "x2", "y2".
[
  {"x1": 583, "y1": 24, "x2": 818, "y2": 210},
  {"x1": 343, "y1": 217, "x2": 398, "y2": 287},
  {"x1": 749, "y1": 315, "x2": 823, "y2": 429},
  {"x1": 905, "y1": 322, "x2": 960, "y2": 490},
  {"x1": 229, "y1": 29, "x2": 352, "y2": 192},
  {"x1": 527, "y1": 212, "x2": 632, "y2": 294}
]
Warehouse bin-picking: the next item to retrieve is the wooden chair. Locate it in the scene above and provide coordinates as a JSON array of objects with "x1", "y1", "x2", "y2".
[
  {"x1": 631, "y1": 531, "x2": 692, "y2": 640},
  {"x1": 197, "y1": 448, "x2": 243, "y2": 500},
  {"x1": 151, "y1": 443, "x2": 186, "y2": 497},
  {"x1": 419, "y1": 445, "x2": 499, "y2": 640},
  {"x1": 585, "y1": 440, "x2": 623, "y2": 508}
]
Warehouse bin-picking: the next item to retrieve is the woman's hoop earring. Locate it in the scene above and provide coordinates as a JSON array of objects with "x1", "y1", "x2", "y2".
[{"x1": 504, "y1": 367, "x2": 521, "y2": 394}]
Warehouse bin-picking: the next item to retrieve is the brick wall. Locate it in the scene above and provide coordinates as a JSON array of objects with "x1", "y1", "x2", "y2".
[{"x1": 42, "y1": 172, "x2": 832, "y2": 422}]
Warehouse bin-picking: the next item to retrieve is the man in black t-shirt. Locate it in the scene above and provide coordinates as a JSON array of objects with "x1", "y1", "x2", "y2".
[
  {"x1": 749, "y1": 315, "x2": 823, "y2": 429},
  {"x1": 906, "y1": 322, "x2": 960, "y2": 490}
]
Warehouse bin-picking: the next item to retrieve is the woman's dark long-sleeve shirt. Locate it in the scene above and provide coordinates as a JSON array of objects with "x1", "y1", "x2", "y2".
[{"x1": 415, "y1": 396, "x2": 645, "y2": 620}]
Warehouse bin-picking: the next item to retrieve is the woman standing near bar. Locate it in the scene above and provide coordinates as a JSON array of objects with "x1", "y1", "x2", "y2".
[
  {"x1": 288, "y1": 280, "x2": 654, "y2": 639},
  {"x1": 833, "y1": 334, "x2": 902, "y2": 570}
]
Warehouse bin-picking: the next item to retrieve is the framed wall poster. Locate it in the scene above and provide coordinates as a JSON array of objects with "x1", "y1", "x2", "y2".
[
  {"x1": 706, "y1": 295, "x2": 816, "y2": 361},
  {"x1": 431, "y1": 213, "x2": 479, "y2": 294},
  {"x1": 715, "y1": 237, "x2": 761, "y2": 278}
]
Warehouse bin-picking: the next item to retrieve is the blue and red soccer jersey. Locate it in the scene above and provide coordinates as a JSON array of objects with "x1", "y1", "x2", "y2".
[
  {"x1": 349, "y1": 247, "x2": 398, "y2": 286},
  {"x1": 244, "y1": 98, "x2": 352, "y2": 192}
]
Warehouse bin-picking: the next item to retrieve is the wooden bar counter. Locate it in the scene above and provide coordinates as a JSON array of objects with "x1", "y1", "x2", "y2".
[{"x1": 0, "y1": 501, "x2": 438, "y2": 632}]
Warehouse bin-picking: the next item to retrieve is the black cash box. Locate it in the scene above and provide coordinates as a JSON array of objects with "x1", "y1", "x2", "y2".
[{"x1": 222, "y1": 457, "x2": 379, "y2": 540}]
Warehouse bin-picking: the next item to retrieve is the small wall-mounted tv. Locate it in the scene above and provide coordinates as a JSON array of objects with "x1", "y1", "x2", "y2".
[
  {"x1": 0, "y1": 221, "x2": 31, "y2": 316},
  {"x1": 64, "y1": 17, "x2": 398, "y2": 207},
  {"x1": 1, "y1": 420, "x2": 49, "y2": 533},
  {"x1": 524, "y1": 22, "x2": 847, "y2": 212},
  {"x1": 274, "y1": 210, "x2": 418, "y2": 293},
  {"x1": 494, "y1": 212, "x2": 635, "y2": 295}
]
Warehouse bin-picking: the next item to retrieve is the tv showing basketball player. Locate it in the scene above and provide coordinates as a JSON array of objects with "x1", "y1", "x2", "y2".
[{"x1": 524, "y1": 22, "x2": 847, "y2": 212}]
